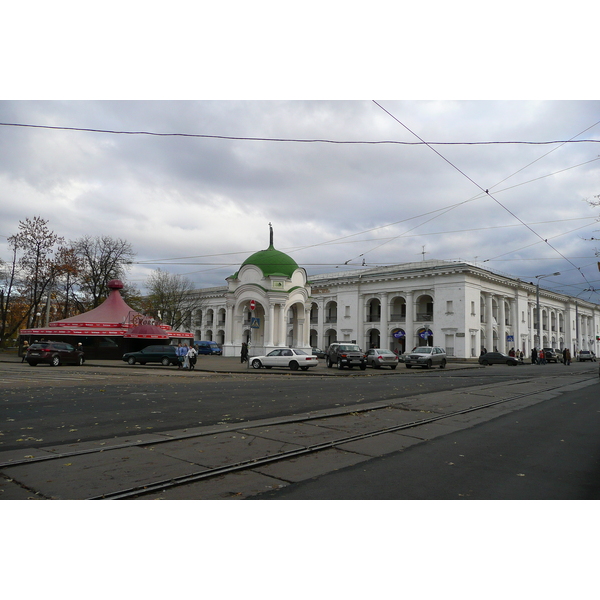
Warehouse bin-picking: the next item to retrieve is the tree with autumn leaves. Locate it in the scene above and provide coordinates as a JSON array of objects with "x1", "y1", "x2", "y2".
[{"x1": 0, "y1": 217, "x2": 136, "y2": 346}]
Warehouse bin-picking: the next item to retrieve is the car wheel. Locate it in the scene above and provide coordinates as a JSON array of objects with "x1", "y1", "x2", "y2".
[
  {"x1": 440, "y1": 359, "x2": 446, "y2": 369},
  {"x1": 391, "y1": 365, "x2": 397, "y2": 370},
  {"x1": 127, "y1": 357, "x2": 136, "y2": 365},
  {"x1": 289, "y1": 361, "x2": 299, "y2": 371},
  {"x1": 481, "y1": 360, "x2": 489, "y2": 366},
  {"x1": 337, "y1": 360, "x2": 344, "y2": 370},
  {"x1": 425, "y1": 360, "x2": 432, "y2": 369},
  {"x1": 27, "y1": 361, "x2": 37, "y2": 366},
  {"x1": 50, "y1": 355, "x2": 60, "y2": 367},
  {"x1": 360, "y1": 364, "x2": 366, "y2": 371},
  {"x1": 161, "y1": 357, "x2": 170, "y2": 366},
  {"x1": 252, "y1": 359, "x2": 262, "y2": 369}
]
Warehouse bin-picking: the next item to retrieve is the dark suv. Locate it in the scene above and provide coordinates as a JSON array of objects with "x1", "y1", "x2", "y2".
[
  {"x1": 326, "y1": 343, "x2": 367, "y2": 370},
  {"x1": 122, "y1": 345, "x2": 179, "y2": 366},
  {"x1": 26, "y1": 341, "x2": 85, "y2": 367}
]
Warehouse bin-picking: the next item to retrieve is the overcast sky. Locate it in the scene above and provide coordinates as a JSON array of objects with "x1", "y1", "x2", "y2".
[
  {"x1": 2, "y1": 5, "x2": 599, "y2": 304},
  {"x1": 1, "y1": 100, "x2": 599, "y2": 300}
]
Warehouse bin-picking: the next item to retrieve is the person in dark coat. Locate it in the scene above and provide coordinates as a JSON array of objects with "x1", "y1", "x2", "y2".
[
  {"x1": 240, "y1": 342, "x2": 249, "y2": 363},
  {"x1": 531, "y1": 348, "x2": 538, "y2": 365}
]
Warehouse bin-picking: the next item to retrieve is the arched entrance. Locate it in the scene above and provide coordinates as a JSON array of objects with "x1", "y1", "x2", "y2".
[
  {"x1": 391, "y1": 328, "x2": 406, "y2": 354},
  {"x1": 367, "y1": 328, "x2": 380, "y2": 348},
  {"x1": 416, "y1": 327, "x2": 433, "y2": 347},
  {"x1": 324, "y1": 328, "x2": 336, "y2": 349}
]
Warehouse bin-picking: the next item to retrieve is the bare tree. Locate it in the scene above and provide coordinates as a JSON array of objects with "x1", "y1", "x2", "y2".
[
  {"x1": 73, "y1": 235, "x2": 135, "y2": 307},
  {"x1": 145, "y1": 269, "x2": 195, "y2": 331},
  {"x1": 53, "y1": 245, "x2": 84, "y2": 319},
  {"x1": 0, "y1": 245, "x2": 20, "y2": 346},
  {"x1": 9, "y1": 217, "x2": 64, "y2": 329}
]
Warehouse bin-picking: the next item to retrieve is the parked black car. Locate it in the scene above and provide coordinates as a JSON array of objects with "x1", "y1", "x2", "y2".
[
  {"x1": 122, "y1": 345, "x2": 179, "y2": 366},
  {"x1": 326, "y1": 343, "x2": 367, "y2": 370},
  {"x1": 479, "y1": 351, "x2": 521, "y2": 366},
  {"x1": 26, "y1": 341, "x2": 85, "y2": 367}
]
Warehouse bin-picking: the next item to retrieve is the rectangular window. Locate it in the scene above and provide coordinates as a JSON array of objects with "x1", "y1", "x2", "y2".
[{"x1": 446, "y1": 301, "x2": 453, "y2": 314}]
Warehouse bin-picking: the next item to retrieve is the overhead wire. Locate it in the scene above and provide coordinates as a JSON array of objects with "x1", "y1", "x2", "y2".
[
  {"x1": 372, "y1": 100, "x2": 600, "y2": 293},
  {"x1": 1, "y1": 120, "x2": 600, "y2": 146}
]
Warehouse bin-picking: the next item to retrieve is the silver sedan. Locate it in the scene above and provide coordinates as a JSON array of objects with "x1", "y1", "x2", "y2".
[{"x1": 365, "y1": 348, "x2": 399, "y2": 369}]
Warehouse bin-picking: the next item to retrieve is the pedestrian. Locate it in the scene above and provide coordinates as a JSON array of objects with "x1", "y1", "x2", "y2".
[
  {"x1": 565, "y1": 348, "x2": 571, "y2": 366},
  {"x1": 182, "y1": 344, "x2": 190, "y2": 369},
  {"x1": 539, "y1": 349, "x2": 546, "y2": 365},
  {"x1": 531, "y1": 348, "x2": 538, "y2": 365},
  {"x1": 187, "y1": 344, "x2": 197, "y2": 370},
  {"x1": 21, "y1": 340, "x2": 29, "y2": 362},
  {"x1": 508, "y1": 347, "x2": 515, "y2": 357},
  {"x1": 240, "y1": 342, "x2": 249, "y2": 363},
  {"x1": 176, "y1": 342, "x2": 186, "y2": 369}
]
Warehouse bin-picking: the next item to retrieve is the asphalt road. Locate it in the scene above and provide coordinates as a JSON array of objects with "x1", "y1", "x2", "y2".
[
  {"x1": 1, "y1": 359, "x2": 596, "y2": 453},
  {"x1": 253, "y1": 381, "x2": 600, "y2": 499}
]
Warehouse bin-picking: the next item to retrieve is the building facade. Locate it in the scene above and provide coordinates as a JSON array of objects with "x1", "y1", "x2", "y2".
[{"x1": 183, "y1": 256, "x2": 600, "y2": 360}]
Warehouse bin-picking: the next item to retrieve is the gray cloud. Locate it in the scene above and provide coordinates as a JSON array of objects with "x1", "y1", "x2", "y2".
[{"x1": 1, "y1": 100, "x2": 599, "y2": 298}]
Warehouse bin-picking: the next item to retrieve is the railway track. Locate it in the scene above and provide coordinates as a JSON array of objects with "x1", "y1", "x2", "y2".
[{"x1": 1, "y1": 372, "x2": 596, "y2": 500}]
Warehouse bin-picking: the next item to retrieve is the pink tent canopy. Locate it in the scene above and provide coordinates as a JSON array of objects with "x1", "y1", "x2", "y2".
[{"x1": 20, "y1": 279, "x2": 192, "y2": 339}]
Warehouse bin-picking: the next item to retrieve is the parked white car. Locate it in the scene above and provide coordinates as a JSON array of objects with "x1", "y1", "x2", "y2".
[{"x1": 250, "y1": 348, "x2": 319, "y2": 371}]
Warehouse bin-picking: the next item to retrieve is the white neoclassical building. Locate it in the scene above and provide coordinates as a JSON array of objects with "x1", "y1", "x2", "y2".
[{"x1": 182, "y1": 244, "x2": 600, "y2": 359}]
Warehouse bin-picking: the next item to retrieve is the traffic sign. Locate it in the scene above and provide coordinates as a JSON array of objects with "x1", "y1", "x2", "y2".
[
  {"x1": 250, "y1": 300, "x2": 256, "y2": 311},
  {"x1": 250, "y1": 317, "x2": 260, "y2": 329}
]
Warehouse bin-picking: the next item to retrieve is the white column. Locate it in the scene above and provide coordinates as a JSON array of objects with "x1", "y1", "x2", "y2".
[
  {"x1": 303, "y1": 306, "x2": 311, "y2": 347},
  {"x1": 225, "y1": 301, "x2": 234, "y2": 345},
  {"x1": 405, "y1": 291, "x2": 414, "y2": 350},
  {"x1": 510, "y1": 298, "x2": 518, "y2": 351},
  {"x1": 278, "y1": 303, "x2": 286, "y2": 346},
  {"x1": 498, "y1": 296, "x2": 506, "y2": 353},
  {"x1": 485, "y1": 292, "x2": 493, "y2": 351},
  {"x1": 380, "y1": 292, "x2": 389, "y2": 349},
  {"x1": 267, "y1": 303, "x2": 275, "y2": 347}
]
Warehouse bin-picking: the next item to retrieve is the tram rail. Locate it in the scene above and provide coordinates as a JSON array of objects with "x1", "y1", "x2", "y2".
[{"x1": 2, "y1": 372, "x2": 595, "y2": 499}]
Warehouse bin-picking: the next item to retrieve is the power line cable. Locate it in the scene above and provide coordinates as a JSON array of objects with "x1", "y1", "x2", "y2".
[
  {"x1": 372, "y1": 100, "x2": 600, "y2": 290},
  {"x1": 1, "y1": 121, "x2": 599, "y2": 146}
]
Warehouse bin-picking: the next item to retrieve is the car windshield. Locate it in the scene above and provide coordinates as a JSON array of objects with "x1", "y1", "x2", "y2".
[
  {"x1": 412, "y1": 347, "x2": 433, "y2": 354},
  {"x1": 339, "y1": 345, "x2": 360, "y2": 352},
  {"x1": 377, "y1": 349, "x2": 394, "y2": 355}
]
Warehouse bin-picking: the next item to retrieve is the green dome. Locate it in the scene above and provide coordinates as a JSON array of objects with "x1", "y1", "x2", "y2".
[{"x1": 241, "y1": 244, "x2": 299, "y2": 278}]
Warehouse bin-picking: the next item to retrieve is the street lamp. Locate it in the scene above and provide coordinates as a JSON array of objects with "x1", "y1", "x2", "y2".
[{"x1": 535, "y1": 272, "x2": 560, "y2": 349}]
